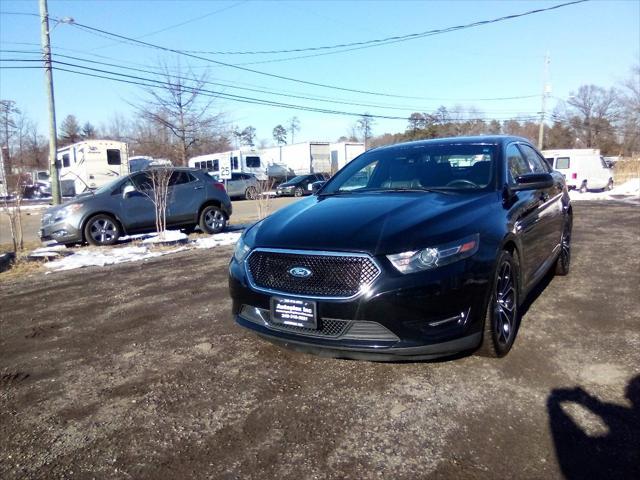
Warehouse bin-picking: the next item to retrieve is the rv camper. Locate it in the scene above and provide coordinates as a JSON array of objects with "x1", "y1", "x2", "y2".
[
  {"x1": 57, "y1": 140, "x2": 129, "y2": 196},
  {"x1": 189, "y1": 149, "x2": 265, "y2": 180}
]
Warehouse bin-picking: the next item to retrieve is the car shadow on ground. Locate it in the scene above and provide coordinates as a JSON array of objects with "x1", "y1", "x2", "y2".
[{"x1": 547, "y1": 376, "x2": 640, "y2": 479}]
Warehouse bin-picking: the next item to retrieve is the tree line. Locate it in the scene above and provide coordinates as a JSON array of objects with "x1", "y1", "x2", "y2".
[{"x1": 1, "y1": 64, "x2": 637, "y2": 177}]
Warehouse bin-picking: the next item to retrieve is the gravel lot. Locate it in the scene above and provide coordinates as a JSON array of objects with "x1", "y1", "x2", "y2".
[{"x1": 1, "y1": 202, "x2": 639, "y2": 479}]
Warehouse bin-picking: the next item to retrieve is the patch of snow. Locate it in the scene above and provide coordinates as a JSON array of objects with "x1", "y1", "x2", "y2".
[
  {"x1": 45, "y1": 246, "x2": 165, "y2": 271},
  {"x1": 141, "y1": 230, "x2": 188, "y2": 244},
  {"x1": 194, "y1": 232, "x2": 242, "y2": 249},
  {"x1": 568, "y1": 178, "x2": 639, "y2": 203},
  {"x1": 118, "y1": 232, "x2": 156, "y2": 241}
]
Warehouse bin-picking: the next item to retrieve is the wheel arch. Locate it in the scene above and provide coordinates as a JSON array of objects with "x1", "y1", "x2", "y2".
[
  {"x1": 80, "y1": 211, "x2": 126, "y2": 242},
  {"x1": 198, "y1": 200, "x2": 226, "y2": 220}
]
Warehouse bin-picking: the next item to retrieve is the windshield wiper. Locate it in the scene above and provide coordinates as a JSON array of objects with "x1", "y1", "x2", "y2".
[{"x1": 353, "y1": 187, "x2": 455, "y2": 195}]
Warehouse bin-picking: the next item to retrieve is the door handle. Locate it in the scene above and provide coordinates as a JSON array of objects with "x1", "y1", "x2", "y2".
[{"x1": 194, "y1": 186, "x2": 204, "y2": 190}]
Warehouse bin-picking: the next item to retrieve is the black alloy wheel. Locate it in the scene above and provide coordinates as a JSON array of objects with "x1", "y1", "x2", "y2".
[
  {"x1": 294, "y1": 187, "x2": 304, "y2": 197},
  {"x1": 478, "y1": 251, "x2": 520, "y2": 358},
  {"x1": 555, "y1": 214, "x2": 572, "y2": 275}
]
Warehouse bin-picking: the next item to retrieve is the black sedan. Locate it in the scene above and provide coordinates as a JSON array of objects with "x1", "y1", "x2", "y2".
[
  {"x1": 229, "y1": 136, "x2": 572, "y2": 360},
  {"x1": 275, "y1": 173, "x2": 326, "y2": 197}
]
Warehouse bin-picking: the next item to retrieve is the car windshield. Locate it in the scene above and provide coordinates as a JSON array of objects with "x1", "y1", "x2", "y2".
[
  {"x1": 287, "y1": 175, "x2": 308, "y2": 183},
  {"x1": 322, "y1": 143, "x2": 497, "y2": 194}
]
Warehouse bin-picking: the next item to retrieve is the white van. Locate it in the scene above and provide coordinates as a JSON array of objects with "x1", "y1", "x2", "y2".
[
  {"x1": 57, "y1": 140, "x2": 129, "y2": 196},
  {"x1": 542, "y1": 148, "x2": 613, "y2": 192}
]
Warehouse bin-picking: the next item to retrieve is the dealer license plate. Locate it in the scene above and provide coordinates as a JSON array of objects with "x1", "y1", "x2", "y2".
[{"x1": 270, "y1": 297, "x2": 317, "y2": 329}]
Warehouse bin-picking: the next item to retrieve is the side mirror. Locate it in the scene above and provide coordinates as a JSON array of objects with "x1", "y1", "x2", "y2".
[
  {"x1": 311, "y1": 181, "x2": 326, "y2": 194},
  {"x1": 510, "y1": 173, "x2": 554, "y2": 191},
  {"x1": 122, "y1": 184, "x2": 136, "y2": 198}
]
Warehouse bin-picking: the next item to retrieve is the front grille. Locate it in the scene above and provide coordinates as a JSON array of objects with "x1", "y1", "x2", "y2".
[
  {"x1": 267, "y1": 318, "x2": 350, "y2": 338},
  {"x1": 246, "y1": 250, "x2": 380, "y2": 298}
]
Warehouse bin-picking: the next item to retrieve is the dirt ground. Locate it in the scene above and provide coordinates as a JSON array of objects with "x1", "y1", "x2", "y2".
[{"x1": 1, "y1": 202, "x2": 639, "y2": 479}]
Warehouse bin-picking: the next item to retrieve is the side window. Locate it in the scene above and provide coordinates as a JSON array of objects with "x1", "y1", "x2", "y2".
[
  {"x1": 518, "y1": 144, "x2": 549, "y2": 173},
  {"x1": 556, "y1": 157, "x2": 570, "y2": 169},
  {"x1": 599, "y1": 156, "x2": 609, "y2": 169},
  {"x1": 231, "y1": 156, "x2": 239, "y2": 169},
  {"x1": 62, "y1": 154, "x2": 70, "y2": 168},
  {"x1": 213, "y1": 159, "x2": 219, "y2": 172},
  {"x1": 231, "y1": 173, "x2": 240, "y2": 181},
  {"x1": 107, "y1": 149, "x2": 121, "y2": 165},
  {"x1": 506, "y1": 144, "x2": 532, "y2": 184},
  {"x1": 246, "y1": 156, "x2": 261, "y2": 168},
  {"x1": 169, "y1": 171, "x2": 191, "y2": 186},
  {"x1": 112, "y1": 178, "x2": 134, "y2": 195},
  {"x1": 132, "y1": 173, "x2": 153, "y2": 190}
]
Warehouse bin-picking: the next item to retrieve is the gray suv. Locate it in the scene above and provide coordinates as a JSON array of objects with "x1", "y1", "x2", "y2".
[
  {"x1": 210, "y1": 172, "x2": 259, "y2": 200},
  {"x1": 40, "y1": 168, "x2": 232, "y2": 246}
]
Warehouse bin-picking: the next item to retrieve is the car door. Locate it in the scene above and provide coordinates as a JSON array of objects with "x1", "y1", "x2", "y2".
[
  {"x1": 119, "y1": 173, "x2": 157, "y2": 232},
  {"x1": 505, "y1": 143, "x2": 549, "y2": 287},
  {"x1": 167, "y1": 171, "x2": 204, "y2": 224},
  {"x1": 518, "y1": 143, "x2": 564, "y2": 266}
]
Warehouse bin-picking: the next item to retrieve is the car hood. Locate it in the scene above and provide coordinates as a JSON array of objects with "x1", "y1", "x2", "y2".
[
  {"x1": 252, "y1": 191, "x2": 498, "y2": 255},
  {"x1": 278, "y1": 181, "x2": 297, "y2": 187}
]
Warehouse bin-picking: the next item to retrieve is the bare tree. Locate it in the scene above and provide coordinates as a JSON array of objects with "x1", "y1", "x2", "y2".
[
  {"x1": 273, "y1": 124, "x2": 287, "y2": 145},
  {"x1": 618, "y1": 65, "x2": 640, "y2": 155},
  {"x1": 138, "y1": 168, "x2": 173, "y2": 240},
  {"x1": 135, "y1": 62, "x2": 221, "y2": 165},
  {"x1": 287, "y1": 116, "x2": 300, "y2": 144},
  {"x1": 0, "y1": 150, "x2": 24, "y2": 252},
  {"x1": 0, "y1": 100, "x2": 20, "y2": 173},
  {"x1": 356, "y1": 113, "x2": 375, "y2": 149},
  {"x1": 564, "y1": 85, "x2": 619, "y2": 148}
]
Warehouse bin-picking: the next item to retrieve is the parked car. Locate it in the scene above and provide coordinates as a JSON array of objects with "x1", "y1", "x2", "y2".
[
  {"x1": 275, "y1": 173, "x2": 327, "y2": 197},
  {"x1": 229, "y1": 136, "x2": 572, "y2": 360},
  {"x1": 210, "y1": 172, "x2": 259, "y2": 200},
  {"x1": 542, "y1": 148, "x2": 613, "y2": 192},
  {"x1": 40, "y1": 168, "x2": 232, "y2": 246}
]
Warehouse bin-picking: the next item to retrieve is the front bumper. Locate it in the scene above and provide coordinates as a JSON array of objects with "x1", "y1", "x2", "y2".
[
  {"x1": 229, "y1": 254, "x2": 493, "y2": 360},
  {"x1": 40, "y1": 220, "x2": 83, "y2": 244},
  {"x1": 275, "y1": 188, "x2": 295, "y2": 196}
]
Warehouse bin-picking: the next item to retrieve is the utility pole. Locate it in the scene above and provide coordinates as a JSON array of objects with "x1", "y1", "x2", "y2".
[
  {"x1": 537, "y1": 52, "x2": 551, "y2": 150},
  {"x1": 39, "y1": 0, "x2": 61, "y2": 204}
]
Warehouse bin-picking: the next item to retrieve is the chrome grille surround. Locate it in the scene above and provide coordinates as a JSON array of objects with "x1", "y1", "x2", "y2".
[{"x1": 244, "y1": 248, "x2": 381, "y2": 300}]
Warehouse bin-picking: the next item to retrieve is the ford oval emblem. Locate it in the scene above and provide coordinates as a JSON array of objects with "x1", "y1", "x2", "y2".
[{"x1": 289, "y1": 267, "x2": 312, "y2": 278}]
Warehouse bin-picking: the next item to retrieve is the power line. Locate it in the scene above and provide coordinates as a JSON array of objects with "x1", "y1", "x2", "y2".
[
  {"x1": 0, "y1": 50, "x2": 540, "y2": 114},
  {"x1": 42, "y1": 63, "x2": 538, "y2": 122},
  {"x1": 182, "y1": 1, "x2": 588, "y2": 55}
]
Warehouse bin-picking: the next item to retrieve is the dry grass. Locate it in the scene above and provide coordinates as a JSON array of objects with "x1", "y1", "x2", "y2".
[
  {"x1": 0, "y1": 255, "x2": 44, "y2": 283},
  {"x1": 613, "y1": 158, "x2": 640, "y2": 183}
]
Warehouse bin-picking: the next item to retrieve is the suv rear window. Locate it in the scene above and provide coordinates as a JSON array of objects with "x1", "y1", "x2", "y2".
[{"x1": 556, "y1": 157, "x2": 570, "y2": 169}]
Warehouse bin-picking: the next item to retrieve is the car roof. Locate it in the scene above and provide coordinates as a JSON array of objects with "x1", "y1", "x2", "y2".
[{"x1": 370, "y1": 135, "x2": 533, "y2": 152}]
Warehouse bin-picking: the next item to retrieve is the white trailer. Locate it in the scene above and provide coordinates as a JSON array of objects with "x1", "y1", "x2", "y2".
[
  {"x1": 259, "y1": 141, "x2": 364, "y2": 176},
  {"x1": 189, "y1": 149, "x2": 265, "y2": 180},
  {"x1": 57, "y1": 140, "x2": 129, "y2": 196}
]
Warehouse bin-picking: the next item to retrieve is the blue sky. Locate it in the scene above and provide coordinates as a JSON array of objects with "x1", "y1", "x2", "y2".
[{"x1": 1, "y1": 0, "x2": 638, "y2": 147}]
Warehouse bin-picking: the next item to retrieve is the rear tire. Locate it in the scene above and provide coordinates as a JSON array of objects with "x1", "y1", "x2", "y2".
[
  {"x1": 605, "y1": 178, "x2": 614, "y2": 191},
  {"x1": 579, "y1": 181, "x2": 588, "y2": 193},
  {"x1": 199, "y1": 205, "x2": 226, "y2": 234},
  {"x1": 555, "y1": 214, "x2": 572, "y2": 276},
  {"x1": 84, "y1": 214, "x2": 120, "y2": 246},
  {"x1": 477, "y1": 251, "x2": 520, "y2": 358}
]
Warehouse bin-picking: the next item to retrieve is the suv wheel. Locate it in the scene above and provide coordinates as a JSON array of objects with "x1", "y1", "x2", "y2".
[
  {"x1": 199, "y1": 205, "x2": 226, "y2": 234},
  {"x1": 294, "y1": 187, "x2": 303, "y2": 197},
  {"x1": 478, "y1": 251, "x2": 520, "y2": 358},
  {"x1": 245, "y1": 186, "x2": 257, "y2": 200},
  {"x1": 84, "y1": 214, "x2": 120, "y2": 246}
]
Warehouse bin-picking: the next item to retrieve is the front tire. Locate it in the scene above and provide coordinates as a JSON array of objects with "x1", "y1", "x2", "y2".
[
  {"x1": 245, "y1": 186, "x2": 257, "y2": 200},
  {"x1": 478, "y1": 251, "x2": 520, "y2": 358},
  {"x1": 84, "y1": 214, "x2": 120, "y2": 246},
  {"x1": 579, "y1": 181, "x2": 588, "y2": 193},
  {"x1": 294, "y1": 187, "x2": 303, "y2": 197},
  {"x1": 199, "y1": 205, "x2": 226, "y2": 234}
]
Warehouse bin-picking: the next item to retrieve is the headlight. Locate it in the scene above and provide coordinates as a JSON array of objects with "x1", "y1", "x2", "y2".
[
  {"x1": 53, "y1": 203, "x2": 83, "y2": 222},
  {"x1": 233, "y1": 235, "x2": 251, "y2": 263},
  {"x1": 387, "y1": 234, "x2": 479, "y2": 274}
]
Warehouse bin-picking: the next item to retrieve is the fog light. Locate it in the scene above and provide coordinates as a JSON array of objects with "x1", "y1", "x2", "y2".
[{"x1": 52, "y1": 230, "x2": 68, "y2": 237}]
